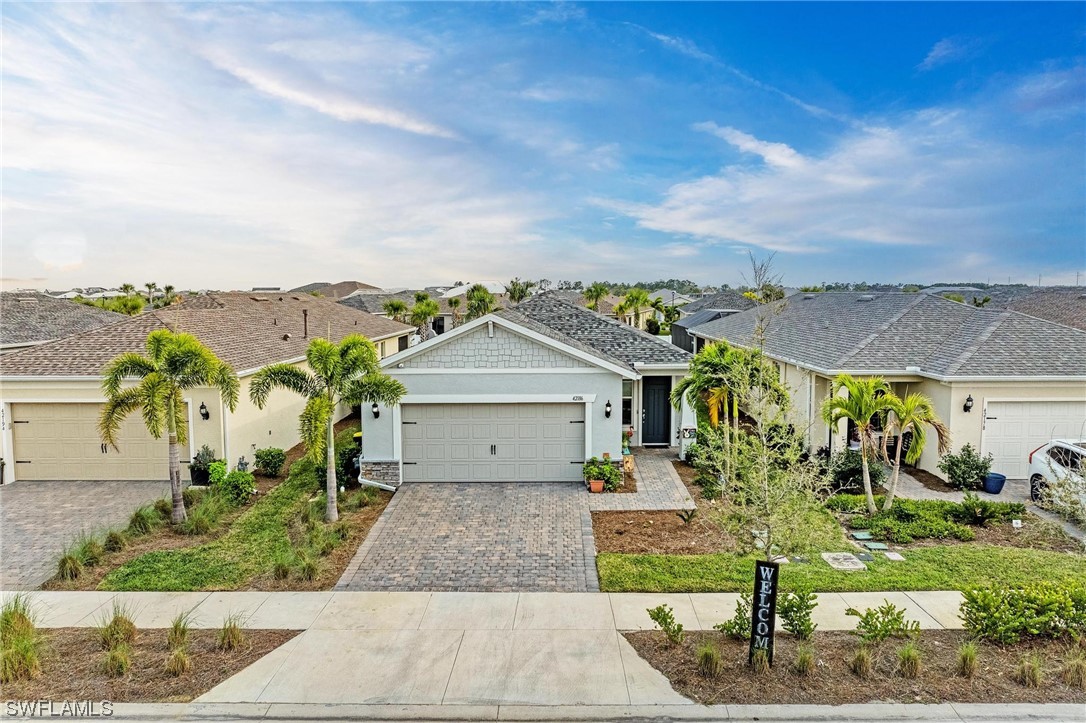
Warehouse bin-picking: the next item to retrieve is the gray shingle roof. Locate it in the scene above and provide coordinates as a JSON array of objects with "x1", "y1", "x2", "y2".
[
  {"x1": 0, "y1": 292, "x2": 127, "y2": 347},
  {"x1": 681, "y1": 290, "x2": 756, "y2": 315},
  {"x1": 672, "y1": 309, "x2": 727, "y2": 330},
  {"x1": 340, "y1": 291, "x2": 475, "y2": 316},
  {"x1": 690, "y1": 292, "x2": 1086, "y2": 378},
  {"x1": 512, "y1": 295, "x2": 691, "y2": 369}
]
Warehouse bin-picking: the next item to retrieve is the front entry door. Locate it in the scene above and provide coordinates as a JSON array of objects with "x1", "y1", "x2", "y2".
[{"x1": 642, "y1": 377, "x2": 672, "y2": 446}]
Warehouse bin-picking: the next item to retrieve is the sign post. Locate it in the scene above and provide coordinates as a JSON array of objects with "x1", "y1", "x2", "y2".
[{"x1": 748, "y1": 559, "x2": 780, "y2": 666}]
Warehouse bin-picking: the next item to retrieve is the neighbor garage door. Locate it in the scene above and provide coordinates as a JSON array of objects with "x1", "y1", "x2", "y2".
[
  {"x1": 11, "y1": 403, "x2": 170, "y2": 481},
  {"x1": 402, "y1": 403, "x2": 585, "y2": 482},
  {"x1": 982, "y1": 400, "x2": 1086, "y2": 479}
]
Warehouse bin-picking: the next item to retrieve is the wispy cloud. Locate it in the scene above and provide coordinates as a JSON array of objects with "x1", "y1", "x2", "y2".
[
  {"x1": 525, "y1": 2, "x2": 585, "y2": 26},
  {"x1": 918, "y1": 36, "x2": 981, "y2": 71}
]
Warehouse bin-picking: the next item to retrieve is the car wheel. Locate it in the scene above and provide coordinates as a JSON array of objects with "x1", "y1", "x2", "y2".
[{"x1": 1030, "y1": 475, "x2": 1045, "y2": 502}]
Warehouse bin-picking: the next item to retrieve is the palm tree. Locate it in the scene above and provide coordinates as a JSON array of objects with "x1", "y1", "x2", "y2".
[
  {"x1": 144, "y1": 282, "x2": 158, "y2": 305},
  {"x1": 160, "y1": 284, "x2": 177, "y2": 307},
  {"x1": 120, "y1": 283, "x2": 136, "y2": 296},
  {"x1": 447, "y1": 297, "x2": 462, "y2": 328},
  {"x1": 618, "y1": 288, "x2": 651, "y2": 328},
  {"x1": 249, "y1": 335, "x2": 406, "y2": 522},
  {"x1": 414, "y1": 291, "x2": 431, "y2": 304},
  {"x1": 504, "y1": 278, "x2": 536, "y2": 304},
  {"x1": 465, "y1": 284, "x2": 497, "y2": 320},
  {"x1": 99, "y1": 331, "x2": 239, "y2": 524},
  {"x1": 409, "y1": 298, "x2": 440, "y2": 341},
  {"x1": 821, "y1": 374, "x2": 894, "y2": 515},
  {"x1": 382, "y1": 299, "x2": 409, "y2": 323},
  {"x1": 880, "y1": 393, "x2": 951, "y2": 511},
  {"x1": 584, "y1": 282, "x2": 609, "y2": 311}
]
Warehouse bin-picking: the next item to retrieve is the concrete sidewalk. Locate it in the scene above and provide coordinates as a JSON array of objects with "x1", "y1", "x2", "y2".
[{"x1": 1, "y1": 590, "x2": 964, "y2": 631}]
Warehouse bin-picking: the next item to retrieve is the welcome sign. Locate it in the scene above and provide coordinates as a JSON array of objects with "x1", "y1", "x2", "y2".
[{"x1": 748, "y1": 559, "x2": 780, "y2": 665}]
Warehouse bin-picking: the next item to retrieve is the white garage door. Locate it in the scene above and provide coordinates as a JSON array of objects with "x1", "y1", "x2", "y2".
[
  {"x1": 983, "y1": 400, "x2": 1086, "y2": 479},
  {"x1": 402, "y1": 403, "x2": 585, "y2": 482},
  {"x1": 11, "y1": 403, "x2": 171, "y2": 481}
]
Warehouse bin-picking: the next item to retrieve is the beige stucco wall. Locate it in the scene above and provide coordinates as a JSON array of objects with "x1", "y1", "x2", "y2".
[{"x1": 225, "y1": 366, "x2": 310, "y2": 467}]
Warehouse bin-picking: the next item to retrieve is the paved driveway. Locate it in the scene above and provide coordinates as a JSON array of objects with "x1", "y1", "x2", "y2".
[
  {"x1": 0, "y1": 480, "x2": 170, "y2": 590},
  {"x1": 337, "y1": 483, "x2": 599, "y2": 592}
]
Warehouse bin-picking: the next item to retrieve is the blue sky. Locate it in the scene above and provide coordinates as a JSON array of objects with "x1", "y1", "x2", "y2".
[{"x1": 3, "y1": 2, "x2": 1084, "y2": 291}]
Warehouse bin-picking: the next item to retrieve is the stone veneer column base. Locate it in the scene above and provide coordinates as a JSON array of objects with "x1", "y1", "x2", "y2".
[{"x1": 359, "y1": 460, "x2": 400, "y2": 485}]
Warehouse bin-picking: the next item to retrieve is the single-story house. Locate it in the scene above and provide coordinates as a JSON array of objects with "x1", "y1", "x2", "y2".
[
  {"x1": 359, "y1": 295, "x2": 694, "y2": 484},
  {"x1": 688, "y1": 292, "x2": 1086, "y2": 479},
  {"x1": 983, "y1": 287, "x2": 1086, "y2": 332},
  {"x1": 0, "y1": 291, "x2": 126, "y2": 355},
  {"x1": 679, "y1": 289, "x2": 757, "y2": 320},
  {"x1": 544, "y1": 290, "x2": 655, "y2": 329},
  {"x1": 0, "y1": 293, "x2": 412, "y2": 484},
  {"x1": 288, "y1": 280, "x2": 383, "y2": 299},
  {"x1": 649, "y1": 289, "x2": 696, "y2": 307},
  {"x1": 339, "y1": 290, "x2": 510, "y2": 337}
]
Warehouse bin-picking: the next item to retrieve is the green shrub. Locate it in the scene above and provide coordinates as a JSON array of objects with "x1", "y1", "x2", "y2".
[
  {"x1": 215, "y1": 469, "x2": 256, "y2": 505},
  {"x1": 828, "y1": 450, "x2": 887, "y2": 494},
  {"x1": 647, "y1": 604, "x2": 685, "y2": 645},
  {"x1": 846, "y1": 601, "x2": 919, "y2": 645},
  {"x1": 307, "y1": 526, "x2": 338, "y2": 557},
  {"x1": 960, "y1": 583, "x2": 1086, "y2": 644},
  {"x1": 75, "y1": 533, "x2": 105, "y2": 567},
  {"x1": 938, "y1": 444, "x2": 992, "y2": 490},
  {"x1": 102, "y1": 644, "x2": 131, "y2": 678},
  {"x1": 583, "y1": 457, "x2": 622, "y2": 491},
  {"x1": 254, "y1": 448, "x2": 287, "y2": 477},
  {"x1": 104, "y1": 530, "x2": 128, "y2": 553},
  {"x1": 153, "y1": 498, "x2": 172, "y2": 521},
  {"x1": 714, "y1": 595, "x2": 752, "y2": 641},
  {"x1": 696, "y1": 642, "x2": 723, "y2": 678},
  {"x1": 779, "y1": 589, "x2": 817, "y2": 640},
  {"x1": 897, "y1": 640, "x2": 922, "y2": 679},
  {"x1": 56, "y1": 549, "x2": 84, "y2": 581},
  {"x1": 829, "y1": 495, "x2": 977, "y2": 543},
  {"x1": 793, "y1": 643, "x2": 815, "y2": 677},
  {"x1": 208, "y1": 460, "x2": 228, "y2": 487},
  {"x1": 127, "y1": 506, "x2": 161, "y2": 536},
  {"x1": 957, "y1": 641, "x2": 977, "y2": 678},
  {"x1": 956, "y1": 492, "x2": 1025, "y2": 526}
]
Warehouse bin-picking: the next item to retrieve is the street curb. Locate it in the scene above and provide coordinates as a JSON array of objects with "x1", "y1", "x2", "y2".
[{"x1": 6, "y1": 702, "x2": 1082, "y2": 722}]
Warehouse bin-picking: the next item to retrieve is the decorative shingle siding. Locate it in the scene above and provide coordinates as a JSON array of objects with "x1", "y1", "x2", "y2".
[{"x1": 400, "y1": 324, "x2": 594, "y2": 369}]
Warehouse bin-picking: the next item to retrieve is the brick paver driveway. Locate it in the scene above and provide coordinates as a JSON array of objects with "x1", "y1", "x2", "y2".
[
  {"x1": 0, "y1": 480, "x2": 170, "y2": 590},
  {"x1": 337, "y1": 483, "x2": 598, "y2": 592}
]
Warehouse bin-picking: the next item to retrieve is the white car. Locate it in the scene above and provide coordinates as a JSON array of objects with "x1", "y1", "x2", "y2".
[{"x1": 1028, "y1": 439, "x2": 1085, "y2": 503}]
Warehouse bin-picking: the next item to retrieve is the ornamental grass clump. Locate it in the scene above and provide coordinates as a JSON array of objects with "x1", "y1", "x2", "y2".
[
  {"x1": 850, "y1": 645, "x2": 873, "y2": 678},
  {"x1": 102, "y1": 644, "x2": 132, "y2": 678},
  {"x1": 167, "y1": 611, "x2": 192, "y2": 651},
  {"x1": 751, "y1": 648, "x2": 770, "y2": 675},
  {"x1": 103, "y1": 529, "x2": 128, "y2": 553},
  {"x1": 1061, "y1": 655, "x2": 1086, "y2": 689},
  {"x1": 97, "y1": 603, "x2": 137, "y2": 650},
  {"x1": 127, "y1": 505, "x2": 160, "y2": 536},
  {"x1": 1016, "y1": 654, "x2": 1043, "y2": 688},
  {"x1": 56, "y1": 547, "x2": 84, "y2": 581},
  {"x1": 957, "y1": 641, "x2": 978, "y2": 678},
  {"x1": 75, "y1": 533, "x2": 105, "y2": 567},
  {"x1": 696, "y1": 642, "x2": 723, "y2": 679},
  {"x1": 0, "y1": 595, "x2": 41, "y2": 684},
  {"x1": 218, "y1": 613, "x2": 245, "y2": 652},
  {"x1": 793, "y1": 643, "x2": 816, "y2": 677},
  {"x1": 897, "y1": 641, "x2": 922, "y2": 679},
  {"x1": 165, "y1": 647, "x2": 192, "y2": 677}
]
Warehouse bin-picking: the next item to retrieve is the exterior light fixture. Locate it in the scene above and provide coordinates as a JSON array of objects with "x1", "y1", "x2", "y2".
[
  {"x1": 371, "y1": 403, "x2": 380, "y2": 419},
  {"x1": 199, "y1": 402, "x2": 210, "y2": 421},
  {"x1": 963, "y1": 395, "x2": 974, "y2": 413},
  {"x1": 604, "y1": 400, "x2": 612, "y2": 418}
]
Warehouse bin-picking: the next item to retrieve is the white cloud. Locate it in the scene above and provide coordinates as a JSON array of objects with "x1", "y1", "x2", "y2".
[
  {"x1": 918, "y1": 37, "x2": 980, "y2": 71},
  {"x1": 525, "y1": 2, "x2": 586, "y2": 26},
  {"x1": 693, "y1": 122, "x2": 805, "y2": 169}
]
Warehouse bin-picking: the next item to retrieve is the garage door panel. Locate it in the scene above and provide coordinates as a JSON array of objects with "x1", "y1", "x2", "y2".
[
  {"x1": 401, "y1": 403, "x2": 585, "y2": 482},
  {"x1": 984, "y1": 400, "x2": 1086, "y2": 479}
]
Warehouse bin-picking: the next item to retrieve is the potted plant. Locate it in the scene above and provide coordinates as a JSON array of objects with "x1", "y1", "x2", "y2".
[
  {"x1": 189, "y1": 445, "x2": 217, "y2": 486},
  {"x1": 583, "y1": 457, "x2": 606, "y2": 493}
]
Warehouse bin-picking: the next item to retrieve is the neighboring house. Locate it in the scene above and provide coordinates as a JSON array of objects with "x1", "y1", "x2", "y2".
[
  {"x1": 689, "y1": 292, "x2": 1086, "y2": 480},
  {"x1": 0, "y1": 293, "x2": 412, "y2": 484},
  {"x1": 290, "y1": 281, "x2": 383, "y2": 298},
  {"x1": 0, "y1": 291, "x2": 126, "y2": 355},
  {"x1": 649, "y1": 289, "x2": 696, "y2": 307},
  {"x1": 544, "y1": 290, "x2": 654, "y2": 329},
  {"x1": 440, "y1": 282, "x2": 506, "y2": 298},
  {"x1": 986, "y1": 287, "x2": 1086, "y2": 332},
  {"x1": 670, "y1": 290, "x2": 757, "y2": 351},
  {"x1": 360, "y1": 295, "x2": 694, "y2": 484},
  {"x1": 340, "y1": 290, "x2": 508, "y2": 336},
  {"x1": 680, "y1": 289, "x2": 757, "y2": 318}
]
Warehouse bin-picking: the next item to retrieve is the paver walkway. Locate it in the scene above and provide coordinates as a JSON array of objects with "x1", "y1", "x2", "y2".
[
  {"x1": 337, "y1": 449, "x2": 694, "y2": 592},
  {"x1": 0, "y1": 479, "x2": 170, "y2": 590}
]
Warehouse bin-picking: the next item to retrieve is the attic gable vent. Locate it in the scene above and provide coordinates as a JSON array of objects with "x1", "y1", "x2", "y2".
[{"x1": 857, "y1": 295, "x2": 875, "y2": 302}]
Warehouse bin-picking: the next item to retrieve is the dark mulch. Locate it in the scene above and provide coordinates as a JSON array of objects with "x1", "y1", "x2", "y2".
[
  {"x1": 4, "y1": 627, "x2": 300, "y2": 702},
  {"x1": 909, "y1": 467, "x2": 959, "y2": 494},
  {"x1": 591, "y1": 460, "x2": 733, "y2": 554},
  {"x1": 624, "y1": 629, "x2": 1086, "y2": 705}
]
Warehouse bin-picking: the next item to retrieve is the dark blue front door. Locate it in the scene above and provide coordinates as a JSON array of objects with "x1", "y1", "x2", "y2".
[{"x1": 642, "y1": 376, "x2": 672, "y2": 445}]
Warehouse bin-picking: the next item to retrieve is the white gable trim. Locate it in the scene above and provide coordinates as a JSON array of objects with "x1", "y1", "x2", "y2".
[{"x1": 380, "y1": 314, "x2": 639, "y2": 379}]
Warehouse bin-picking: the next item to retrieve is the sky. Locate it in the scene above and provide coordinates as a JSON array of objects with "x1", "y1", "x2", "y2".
[{"x1": 2, "y1": 2, "x2": 1084, "y2": 291}]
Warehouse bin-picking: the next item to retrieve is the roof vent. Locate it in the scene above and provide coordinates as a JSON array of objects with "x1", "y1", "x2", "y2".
[
  {"x1": 857, "y1": 294, "x2": 875, "y2": 302},
  {"x1": 803, "y1": 294, "x2": 815, "y2": 300},
  {"x1": 282, "y1": 333, "x2": 291, "y2": 341},
  {"x1": 16, "y1": 298, "x2": 38, "y2": 304}
]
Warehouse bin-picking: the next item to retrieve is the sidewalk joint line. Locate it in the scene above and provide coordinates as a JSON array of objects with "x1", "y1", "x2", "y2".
[{"x1": 439, "y1": 630, "x2": 467, "y2": 705}]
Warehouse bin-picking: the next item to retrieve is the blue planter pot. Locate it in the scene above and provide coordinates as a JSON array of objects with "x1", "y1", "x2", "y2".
[{"x1": 983, "y1": 473, "x2": 1006, "y2": 495}]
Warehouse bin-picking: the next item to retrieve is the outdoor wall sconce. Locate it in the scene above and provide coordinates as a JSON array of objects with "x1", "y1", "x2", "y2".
[
  {"x1": 963, "y1": 395, "x2": 974, "y2": 413},
  {"x1": 371, "y1": 403, "x2": 380, "y2": 419},
  {"x1": 604, "y1": 400, "x2": 612, "y2": 418},
  {"x1": 199, "y1": 402, "x2": 210, "y2": 421}
]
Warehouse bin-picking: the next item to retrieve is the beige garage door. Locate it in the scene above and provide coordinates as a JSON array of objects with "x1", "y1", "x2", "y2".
[
  {"x1": 11, "y1": 403, "x2": 171, "y2": 481},
  {"x1": 982, "y1": 400, "x2": 1086, "y2": 479},
  {"x1": 402, "y1": 403, "x2": 585, "y2": 482}
]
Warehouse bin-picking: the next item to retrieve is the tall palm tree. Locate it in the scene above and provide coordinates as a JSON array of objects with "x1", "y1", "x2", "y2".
[
  {"x1": 465, "y1": 284, "x2": 496, "y2": 320},
  {"x1": 880, "y1": 393, "x2": 951, "y2": 511},
  {"x1": 504, "y1": 278, "x2": 536, "y2": 304},
  {"x1": 382, "y1": 299, "x2": 409, "y2": 323},
  {"x1": 120, "y1": 283, "x2": 136, "y2": 296},
  {"x1": 821, "y1": 374, "x2": 894, "y2": 515},
  {"x1": 160, "y1": 284, "x2": 177, "y2": 307},
  {"x1": 618, "y1": 288, "x2": 651, "y2": 328},
  {"x1": 99, "y1": 331, "x2": 239, "y2": 524},
  {"x1": 409, "y1": 298, "x2": 440, "y2": 341},
  {"x1": 249, "y1": 335, "x2": 406, "y2": 522},
  {"x1": 649, "y1": 296, "x2": 667, "y2": 322},
  {"x1": 414, "y1": 291, "x2": 431, "y2": 304},
  {"x1": 144, "y1": 282, "x2": 158, "y2": 305},
  {"x1": 447, "y1": 297, "x2": 462, "y2": 328},
  {"x1": 584, "y1": 282, "x2": 609, "y2": 311}
]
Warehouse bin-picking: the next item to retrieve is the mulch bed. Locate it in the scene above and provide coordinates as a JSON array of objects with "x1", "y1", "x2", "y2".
[
  {"x1": 625, "y1": 629, "x2": 1086, "y2": 705},
  {"x1": 909, "y1": 467, "x2": 959, "y2": 494},
  {"x1": 4, "y1": 627, "x2": 299, "y2": 702},
  {"x1": 592, "y1": 460, "x2": 733, "y2": 554}
]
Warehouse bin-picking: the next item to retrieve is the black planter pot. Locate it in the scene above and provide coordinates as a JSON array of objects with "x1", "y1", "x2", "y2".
[{"x1": 190, "y1": 467, "x2": 210, "y2": 486}]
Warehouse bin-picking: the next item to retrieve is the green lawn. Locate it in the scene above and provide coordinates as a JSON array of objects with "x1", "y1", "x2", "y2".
[
  {"x1": 597, "y1": 545, "x2": 1086, "y2": 593},
  {"x1": 100, "y1": 429, "x2": 351, "y2": 591}
]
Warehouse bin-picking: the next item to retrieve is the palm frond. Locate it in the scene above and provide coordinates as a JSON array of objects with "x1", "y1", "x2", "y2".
[
  {"x1": 299, "y1": 396, "x2": 336, "y2": 463},
  {"x1": 98, "y1": 386, "x2": 144, "y2": 449},
  {"x1": 338, "y1": 335, "x2": 380, "y2": 379},
  {"x1": 212, "y1": 361, "x2": 240, "y2": 412},
  {"x1": 344, "y1": 374, "x2": 407, "y2": 408},
  {"x1": 139, "y1": 373, "x2": 171, "y2": 439},
  {"x1": 101, "y1": 353, "x2": 157, "y2": 397},
  {"x1": 305, "y1": 338, "x2": 341, "y2": 384},
  {"x1": 249, "y1": 364, "x2": 316, "y2": 408},
  {"x1": 144, "y1": 329, "x2": 173, "y2": 365}
]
